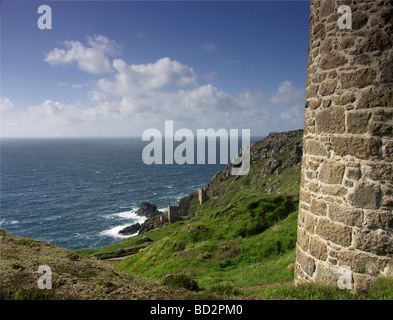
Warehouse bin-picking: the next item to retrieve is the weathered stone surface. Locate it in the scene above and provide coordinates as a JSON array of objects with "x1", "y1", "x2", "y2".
[
  {"x1": 319, "y1": 80, "x2": 337, "y2": 96},
  {"x1": 351, "y1": 11, "x2": 369, "y2": 30},
  {"x1": 304, "y1": 139, "x2": 327, "y2": 156},
  {"x1": 353, "y1": 229, "x2": 393, "y2": 255},
  {"x1": 380, "y1": 54, "x2": 393, "y2": 83},
  {"x1": 319, "y1": 161, "x2": 345, "y2": 184},
  {"x1": 353, "y1": 273, "x2": 378, "y2": 292},
  {"x1": 348, "y1": 182, "x2": 381, "y2": 210},
  {"x1": 334, "y1": 92, "x2": 356, "y2": 106},
  {"x1": 320, "y1": 0, "x2": 335, "y2": 18},
  {"x1": 316, "y1": 217, "x2": 352, "y2": 247},
  {"x1": 309, "y1": 99, "x2": 322, "y2": 110},
  {"x1": 313, "y1": 23, "x2": 326, "y2": 40},
  {"x1": 320, "y1": 53, "x2": 347, "y2": 70},
  {"x1": 365, "y1": 163, "x2": 393, "y2": 181},
  {"x1": 341, "y1": 68, "x2": 376, "y2": 89},
  {"x1": 346, "y1": 112, "x2": 371, "y2": 134},
  {"x1": 364, "y1": 29, "x2": 392, "y2": 53},
  {"x1": 309, "y1": 236, "x2": 328, "y2": 261},
  {"x1": 320, "y1": 38, "x2": 332, "y2": 54},
  {"x1": 340, "y1": 37, "x2": 355, "y2": 50},
  {"x1": 306, "y1": 85, "x2": 319, "y2": 99},
  {"x1": 338, "y1": 250, "x2": 390, "y2": 276},
  {"x1": 346, "y1": 167, "x2": 361, "y2": 181},
  {"x1": 353, "y1": 53, "x2": 372, "y2": 66},
  {"x1": 310, "y1": 198, "x2": 327, "y2": 216},
  {"x1": 380, "y1": 7, "x2": 393, "y2": 25},
  {"x1": 384, "y1": 140, "x2": 393, "y2": 161},
  {"x1": 313, "y1": 262, "x2": 343, "y2": 284},
  {"x1": 315, "y1": 107, "x2": 345, "y2": 134},
  {"x1": 328, "y1": 203, "x2": 363, "y2": 228},
  {"x1": 368, "y1": 121, "x2": 393, "y2": 137},
  {"x1": 357, "y1": 85, "x2": 393, "y2": 109},
  {"x1": 364, "y1": 211, "x2": 393, "y2": 231},
  {"x1": 297, "y1": 227, "x2": 310, "y2": 252},
  {"x1": 320, "y1": 184, "x2": 348, "y2": 197},
  {"x1": 296, "y1": 247, "x2": 315, "y2": 277},
  {"x1": 305, "y1": 214, "x2": 316, "y2": 234},
  {"x1": 331, "y1": 136, "x2": 382, "y2": 159}
]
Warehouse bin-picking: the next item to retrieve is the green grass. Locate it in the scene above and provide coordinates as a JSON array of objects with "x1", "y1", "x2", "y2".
[
  {"x1": 245, "y1": 277, "x2": 393, "y2": 300},
  {"x1": 115, "y1": 196, "x2": 299, "y2": 289},
  {"x1": 79, "y1": 132, "x2": 303, "y2": 291}
]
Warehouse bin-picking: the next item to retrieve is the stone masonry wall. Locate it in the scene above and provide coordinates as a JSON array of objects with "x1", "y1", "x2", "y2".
[{"x1": 295, "y1": 0, "x2": 393, "y2": 291}]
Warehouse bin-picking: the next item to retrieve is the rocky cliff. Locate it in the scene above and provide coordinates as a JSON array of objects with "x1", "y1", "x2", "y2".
[{"x1": 179, "y1": 129, "x2": 303, "y2": 215}]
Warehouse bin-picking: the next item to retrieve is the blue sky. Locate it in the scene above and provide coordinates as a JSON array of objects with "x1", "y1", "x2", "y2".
[{"x1": 0, "y1": 0, "x2": 310, "y2": 137}]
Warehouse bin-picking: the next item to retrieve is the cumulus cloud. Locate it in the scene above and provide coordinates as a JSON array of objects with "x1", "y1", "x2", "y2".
[
  {"x1": 24, "y1": 38, "x2": 271, "y2": 132},
  {"x1": 270, "y1": 80, "x2": 305, "y2": 106},
  {"x1": 44, "y1": 35, "x2": 120, "y2": 74},
  {"x1": 26, "y1": 83, "x2": 268, "y2": 129},
  {"x1": 0, "y1": 97, "x2": 13, "y2": 112},
  {"x1": 97, "y1": 57, "x2": 198, "y2": 94},
  {"x1": 270, "y1": 81, "x2": 305, "y2": 125}
]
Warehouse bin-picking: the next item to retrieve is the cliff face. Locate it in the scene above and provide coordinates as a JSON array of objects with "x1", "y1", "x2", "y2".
[
  {"x1": 179, "y1": 129, "x2": 303, "y2": 216},
  {"x1": 207, "y1": 130, "x2": 303, "y2": 196}
]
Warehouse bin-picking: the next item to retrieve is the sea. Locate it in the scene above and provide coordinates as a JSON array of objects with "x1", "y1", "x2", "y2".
[{"x1": 0, "y1": 137, "x2": 261, "y2": 251}]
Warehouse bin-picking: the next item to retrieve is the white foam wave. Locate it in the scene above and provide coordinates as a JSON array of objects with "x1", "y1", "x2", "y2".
[
  {"x1": 111, "y1": 209, "x2": 147, "y2": 224},
  {"x1": 0, "y1": 219, "x2": 19, "y2": 226},
  {"x1": 100, "y1": 224, "x2": 138, "y2": 239},
  {"x1": 100, "y1": 209, "x2": 147, "y2": 239}
]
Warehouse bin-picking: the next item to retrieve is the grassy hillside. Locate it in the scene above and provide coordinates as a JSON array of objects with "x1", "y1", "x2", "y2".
[
  {"x1": 0, "y1": 228, "x2": 224, "y2": 300},
  {"x1": 79, "y1": 130, "x2": 304, "y2": 291},
  {"x1": 3, "y1": 129, "x2": 392, "y2": 300}
]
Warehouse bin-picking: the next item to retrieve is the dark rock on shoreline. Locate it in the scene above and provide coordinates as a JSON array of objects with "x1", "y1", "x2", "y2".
[
  {"x1": 118, "y1": 202, "x2": 167, "y2": 236},
  {"x1": 135, "y1": 202, "x2": 162, "y2": 218},
  {"x1": 118, "y1": 223, "x2": 142, "y2": 236}
]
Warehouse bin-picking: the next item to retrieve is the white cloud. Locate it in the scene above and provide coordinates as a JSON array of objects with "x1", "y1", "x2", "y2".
[
  {"x1": 203, "y1": 71, "x2": 218, "y2": 81},
  {"x1": 98, "y1": 57, "x2": 198, "y2": 94},
  {"x1": 27, "y1": 100, "x2": 82, "y2": 124},
  {"x1": 270, "y1": 80, "x2": 305, "y2": 106},
  {"x1": 17, "y1": 47, "x2": 274, "y2": 135},
  {"x1": 44, "y1": 35, "x2": 120, "y2": 74},
  {"x1": 202, "y1": 41, "x2": 218, "y2": 53},
  {"x1": 0, "y1": 97, "x2": 13, "y2": 112},
  {"x1": 279, "y1": 105, "x2": 304, "y2": 123},
  {"x1": 269, "y1": 81, "x2": 305, "y2": 125}
]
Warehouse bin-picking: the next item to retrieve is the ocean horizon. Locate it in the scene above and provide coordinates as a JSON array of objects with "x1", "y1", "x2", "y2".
[{"x1": 0, "y1": 136, "x2": 262, "y2": 250}]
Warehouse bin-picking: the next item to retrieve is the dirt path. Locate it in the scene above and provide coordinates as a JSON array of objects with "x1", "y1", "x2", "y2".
[{"x1": 102, "y1": 255, "x2": 135, "y2": 263}]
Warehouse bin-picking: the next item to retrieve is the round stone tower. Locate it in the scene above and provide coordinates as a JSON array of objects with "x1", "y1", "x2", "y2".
[{"x1": 295, "y1": 0, "x2": 393, "y2": 291}]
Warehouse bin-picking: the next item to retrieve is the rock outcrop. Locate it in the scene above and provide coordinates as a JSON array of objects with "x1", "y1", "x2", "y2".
[
  {"x1": 207, "y1": 130, "x2": 303, "y2": 197},
  {"x1": 118, "y1": 202, "x2": 166, "y2": 236}
]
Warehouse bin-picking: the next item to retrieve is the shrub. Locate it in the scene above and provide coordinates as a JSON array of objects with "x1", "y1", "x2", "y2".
[{"x1": 162, "y1": 274, "x2": 199, "y2": 291}]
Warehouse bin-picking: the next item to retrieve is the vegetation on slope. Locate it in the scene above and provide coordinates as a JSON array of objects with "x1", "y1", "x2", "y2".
[
  {"x1": 0, "y1": 228, "x2": 220, "y2": 300},
  {"x1": 80, "y1": 130, "x2": 304, "y2": 290},
  {"x1": 3, "y1": 129, "x2": 392, "y2": 300}
]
